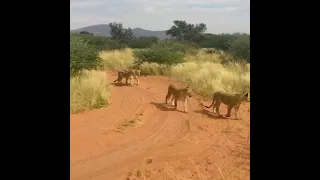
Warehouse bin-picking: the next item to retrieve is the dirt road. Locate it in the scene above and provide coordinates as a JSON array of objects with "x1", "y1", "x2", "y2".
[{"x1": 70, "y1": 72, "x2": 250, "y2": 180}]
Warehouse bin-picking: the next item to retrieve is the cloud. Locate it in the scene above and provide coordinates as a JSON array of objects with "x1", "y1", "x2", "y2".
[
  {"x1": 144, "y1": 7, "x2": 155, "y2": 13},
  {"x1": 70, "y1": 0, "x2": 250, "y2": 33}
]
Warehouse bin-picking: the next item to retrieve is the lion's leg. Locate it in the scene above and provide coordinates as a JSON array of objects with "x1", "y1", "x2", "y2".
[
  {"x1": 226, "y1": 106, "x2": 232, "y2": 117},
  {"x1": 165, "y1": 93, "x2": 170, "y2": 104},
  {"x1": 174, "y1": 98, "x2": 178, "y2": 110},
  {"x1": 126, "y1": 76, "x2": 132, "y2": 86},
  {"x1": 183, "y1": 98, "x2": 188, "y2": 113},
  {"x1": 125, "y1": 76, "x2": 128, "y2": 84},
  {"x1": 234, "y1": 106, "x2": 240, "y2": 120},
  {"x1": 212, "y1": 103, "x2": 216, "y2": 113},
  {"x1": 129, "y1": 77, "x2": 133, "y2": 86},
  {"x1": 135, "y1": 76, "x2": 139, "y2": 85},
  {"x1": 171, "y1": 96, "x2": 175, "y2": 106},
  {"x1": 215, "y1": 103, "x2": 222, "y2": 116}
]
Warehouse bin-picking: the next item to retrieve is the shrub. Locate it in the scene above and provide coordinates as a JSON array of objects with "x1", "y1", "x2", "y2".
[
  {"x1": 70, "y1": 35, "x2": 103, "y2": 76},
  {"x1": 133, "y1": 48, "x2": 185, "y2": 65},
  {"x1": 71, "y1": 33, "x2": 126, "y2": 50},
  {"x1": 128, "y1": 39, "x2": 154, "y2": 49},
  {"x1": 70, "y1": 70, "x2": 111, "y2": 113},
  {"x1": 133, "y1": 40, "x2": 197, "y2": 65},
  {"x1": 228, "y1": 35, "x2": 250, "y2": 63}
]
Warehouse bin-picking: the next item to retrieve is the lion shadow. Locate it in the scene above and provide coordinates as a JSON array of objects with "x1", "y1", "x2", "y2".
[
  {"x1": 110, "y1": 82, "x2": 134, "y2": 87},
  {"x1": 194, "y1": 108, "x2": 230, "y2": 120},
  {"x1": 150, "y1": 102, "x2": 187, "y2": 113}
]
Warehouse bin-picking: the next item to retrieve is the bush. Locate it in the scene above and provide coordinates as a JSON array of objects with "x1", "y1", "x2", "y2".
[
  {"x1": 128, "y1": 38, "x2": 155, "y2": 49},
  {"x1": 151, "y1": 40, "x2": 198, "y2": 55},
  {"x1": 70, "y1": 35, "x2": 103, "y2": 76},
  {"x1": 133, "y1": 40, "x2": 197, "y2": 65},
  {"x1": 70, "y1": 70, "x2": 111, "y2": 113},
  {"x1": 71, "y1": 33, "x2": 126, "y2": 50},
  {"x1": 133, "y1": 48, "x2": 185, "y2": 65},
  {"x1": 228, "y1": 35, "x2": 250, "y2": 63}
]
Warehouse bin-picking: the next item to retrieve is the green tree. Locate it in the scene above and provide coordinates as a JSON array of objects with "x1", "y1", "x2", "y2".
[
  {"x1": 166, "y1": 20, "x2": 207, "y2": 42},
  {"x1": 228, "y1": 35, "x2": 250, "y2": 62},
  {"x1": 70, "y1": 35, "x2": 102, "y2": 76},
  {"x1": 109, "y1": 22, "x2": 136, "y2": 44}
]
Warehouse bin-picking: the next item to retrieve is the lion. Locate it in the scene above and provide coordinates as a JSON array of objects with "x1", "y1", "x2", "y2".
[
  {"x1": 165, "y1": 84, "x2": 192, "y2": 113},
  {"x1": 124, "y1": 68, "x2": 141, "y2": 85},
  {"x1": 113, "y1": 70, "x2": 135, "y2": 86},
  {"x1": 204, "y1": 91, "x2": 249, "y2": 120}
]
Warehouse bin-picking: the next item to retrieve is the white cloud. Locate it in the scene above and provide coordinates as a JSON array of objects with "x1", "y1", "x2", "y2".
[
  {"x1": 70, "y1": 0, "x2": 109, "y2": 9},
  {"x1": 144, "y1": 7, "x2": 155, "y2": 13},
  {"x1": 70, "y1": 0, "x2": 250, "y2": 33}
]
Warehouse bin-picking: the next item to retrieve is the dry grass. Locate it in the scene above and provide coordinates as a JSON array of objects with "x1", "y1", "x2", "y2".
[
  {"x1": 100, "y1": 48, "x2": 250, "y2": 98},
  {"x1": 100, "y1": 48, "x2": 134, "y2": 70},
  {"x1": 70, "y1": 70, "x2": 111, "y2": 114}
]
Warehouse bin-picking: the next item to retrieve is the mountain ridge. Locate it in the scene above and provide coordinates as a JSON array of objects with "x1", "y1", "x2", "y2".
[{"x1": 70, "y1": 24, "x2": 171, "y2": 40}]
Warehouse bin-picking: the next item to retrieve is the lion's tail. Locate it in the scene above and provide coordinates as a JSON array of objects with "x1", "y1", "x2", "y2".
[
  {"x1": 205, "y1": 96, "x2": 215, "y2": 108},
  {"x1": 114, "y1": 71, "x2": 123, "y2": 82}
]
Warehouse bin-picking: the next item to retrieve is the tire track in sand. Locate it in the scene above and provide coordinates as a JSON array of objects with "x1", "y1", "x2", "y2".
[
  {"x1": 72, "y1": 75, "x2": 176, "y2": 180},
  {"x1": 70, "y1": 73, "x2": 250, "y2": 180}
]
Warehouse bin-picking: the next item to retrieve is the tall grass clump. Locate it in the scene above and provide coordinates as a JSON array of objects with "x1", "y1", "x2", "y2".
[
  {"x1": 170, "y1": 62, "x2": 250, "y2": 98},
  {"x1": 185, "y1": 49, "x2": 223, "y2": 63},
  {"x1": 100, "y1": 47, "x2": 250, "y2": 98},
  {"x1": 70, "y1": 71, "x2": 111, "y2": 114},
  {"x1": 100, "y1": 48, "x2": 134, "y2": 70}
]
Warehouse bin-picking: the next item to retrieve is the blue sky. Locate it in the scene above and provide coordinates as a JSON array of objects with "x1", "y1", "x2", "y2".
[{"x1": 70, "y1": 0, "x2": 250, "y2": 34}]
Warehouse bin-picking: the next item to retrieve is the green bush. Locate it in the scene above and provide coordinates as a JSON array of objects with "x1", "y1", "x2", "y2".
[
  {"x1": 228, "y1": 35, "x2": 250, "y2": 63},
  {"x1": 133, "y1": 40, "x2": 197, "y2": 65},
  {"x1": 71, "y1": 33, "x2": 125, "y2": 50},
  {"x1": 133, "y1": 48, "x2": 184, "y2": 65},
  {"x1": 70, "y1": 35, "x2": 103, "y2": 76},
  {"x1": 152, "y1": 40, "x2": 198, "y2": 55},
  {"x1": 128, "y1": 39, "x2": 154, "y2": 49}
]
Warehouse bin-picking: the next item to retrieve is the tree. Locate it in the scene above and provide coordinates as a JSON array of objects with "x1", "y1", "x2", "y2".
[
  {"x1": 108, "y1": 22, "x2": 136, "y2": 44},
  {"x1": 123, "y1": 28, "x2": 135, "y2": 41},
  {"x1": 166, "y1": 20, "x2": 207, "y2": 42}
]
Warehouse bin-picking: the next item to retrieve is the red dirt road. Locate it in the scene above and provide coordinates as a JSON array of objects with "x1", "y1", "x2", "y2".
[{"x1": 70, "y1": 72, "x2": 250, "y2": 180}]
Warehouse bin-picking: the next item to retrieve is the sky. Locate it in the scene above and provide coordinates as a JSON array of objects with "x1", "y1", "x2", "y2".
[{"x1": 70, "y1": 0, "x2": 250, "y2": 34}]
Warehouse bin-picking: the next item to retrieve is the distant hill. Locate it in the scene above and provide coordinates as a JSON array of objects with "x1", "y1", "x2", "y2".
[{"x1": 70, "y1": 24, "x2": 171, "y2": 40}]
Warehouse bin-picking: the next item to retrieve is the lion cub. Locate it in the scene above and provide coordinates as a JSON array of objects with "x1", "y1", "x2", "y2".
[
  {"x1": 124, "y1": 68, "x2": 141, "y2": 85},
  {"x1": 113, "y1": 68, "x2": 141, "y2": 86},
  {"x1": 113, "y1": 70, "x2": 135, "y2": 85},
  {"x1": 205, "y1": 91, "x2": 249, "y2": 120},
  {"x1": 165, "y1": 84, "x2": 192, "y2": 113}
]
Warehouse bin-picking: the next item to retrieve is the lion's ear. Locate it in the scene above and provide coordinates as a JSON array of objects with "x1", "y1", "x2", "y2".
[{"x1": 245, "y1": 92, "x2": 249, "y2": 97}]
